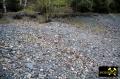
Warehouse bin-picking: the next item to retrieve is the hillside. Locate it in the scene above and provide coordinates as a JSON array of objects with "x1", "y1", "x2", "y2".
[{"x1": 0, "y1": 14, "x2": 120, "y2": 79}]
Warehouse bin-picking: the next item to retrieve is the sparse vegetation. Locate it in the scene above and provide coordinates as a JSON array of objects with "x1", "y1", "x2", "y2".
[
  {"x1": 0, "y1": 17, "x2": 10, "y2": 24},
  {"x1": 0, "y1": 0, "x2": 120, "y2": 23},
  {"x1": 1, "y1": 0, "x2": 120, "y2": 15}
]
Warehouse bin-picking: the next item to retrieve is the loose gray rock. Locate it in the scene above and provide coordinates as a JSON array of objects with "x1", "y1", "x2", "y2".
[{"x1": 0, "y1": 14, "x2": 120, "y2": 79}]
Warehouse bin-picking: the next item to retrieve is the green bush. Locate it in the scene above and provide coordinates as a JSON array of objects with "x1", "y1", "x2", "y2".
[
  {"x1": 1, "y1": 0, "x2": 120, "y2": 16},
  {"x1": 23, "y1": 7, "x2": 35, "y2": 15},
  {"x1": 70, "y1": 0, "x2": 120, "y2": 13},
  {"x1": 70, "y1": 0, "x2": 94, "y2": 12},
  {"x1": 111, "y1": 0, "x2": 120, "y2": 12},
  {"x1": 92, "y1": 0, "x2": 109, "y2": 13}
]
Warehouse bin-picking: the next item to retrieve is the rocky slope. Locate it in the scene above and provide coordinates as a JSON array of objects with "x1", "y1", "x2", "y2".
[{"x1": 0, "y1": 14, "x2": 120, "y2": 79}]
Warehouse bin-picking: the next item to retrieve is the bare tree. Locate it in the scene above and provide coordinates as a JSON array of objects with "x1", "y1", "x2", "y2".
[{"x1": 3, "y1": 0, "x2": 7, "y2": 13}]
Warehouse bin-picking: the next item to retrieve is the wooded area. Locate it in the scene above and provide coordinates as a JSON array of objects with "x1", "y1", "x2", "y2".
[{"x1": 0, "y1": 0, "x2": 120, "y2": 14}]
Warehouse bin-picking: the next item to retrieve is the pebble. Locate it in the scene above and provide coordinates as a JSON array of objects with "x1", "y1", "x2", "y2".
[
  {"x1": 40, "y1": 68, "x2": 44, "y2": 72},
  {"x1": 71, "y1": 67, "x2": 74, "y2": 71},
  {"x1": 25, "y1": 62, "x2": 33, "y2": 69},
  {"x1": 27, "y1": 73, "x2": 32, "y2": 78},
  {"x1": 0, "y1": 15, "x2": 120, "y2": 79}
]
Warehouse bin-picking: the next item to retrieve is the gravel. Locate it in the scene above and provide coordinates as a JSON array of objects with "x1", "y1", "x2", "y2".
[{"x1": 0, "y1": 14, "x2": 120, "y2": 79}]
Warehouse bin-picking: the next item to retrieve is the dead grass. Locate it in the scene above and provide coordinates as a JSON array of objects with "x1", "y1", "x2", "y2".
[
  {"x1": 53, "y1": 17, "x2": 86, "y2": 29},
  {"x1": 37, "y1": 15, "x2": 47, "y2": 23},
  {"x1": 0, "y1": 18, "x2": 10, "y2": 24},
  {"x1": 91, "y1": 25, "x2": 106, "y2": 33}
]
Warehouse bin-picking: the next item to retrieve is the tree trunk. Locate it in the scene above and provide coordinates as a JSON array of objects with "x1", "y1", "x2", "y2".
[
  {"x1": 19, "y1": 0, "x2": 22, "y2": 6},
  {"x1": 3, "y1": 0, "x2": 7, "y2": 13},
  {"x1": 24, "y1": 0, "x2": 27, "y2": 8}
]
